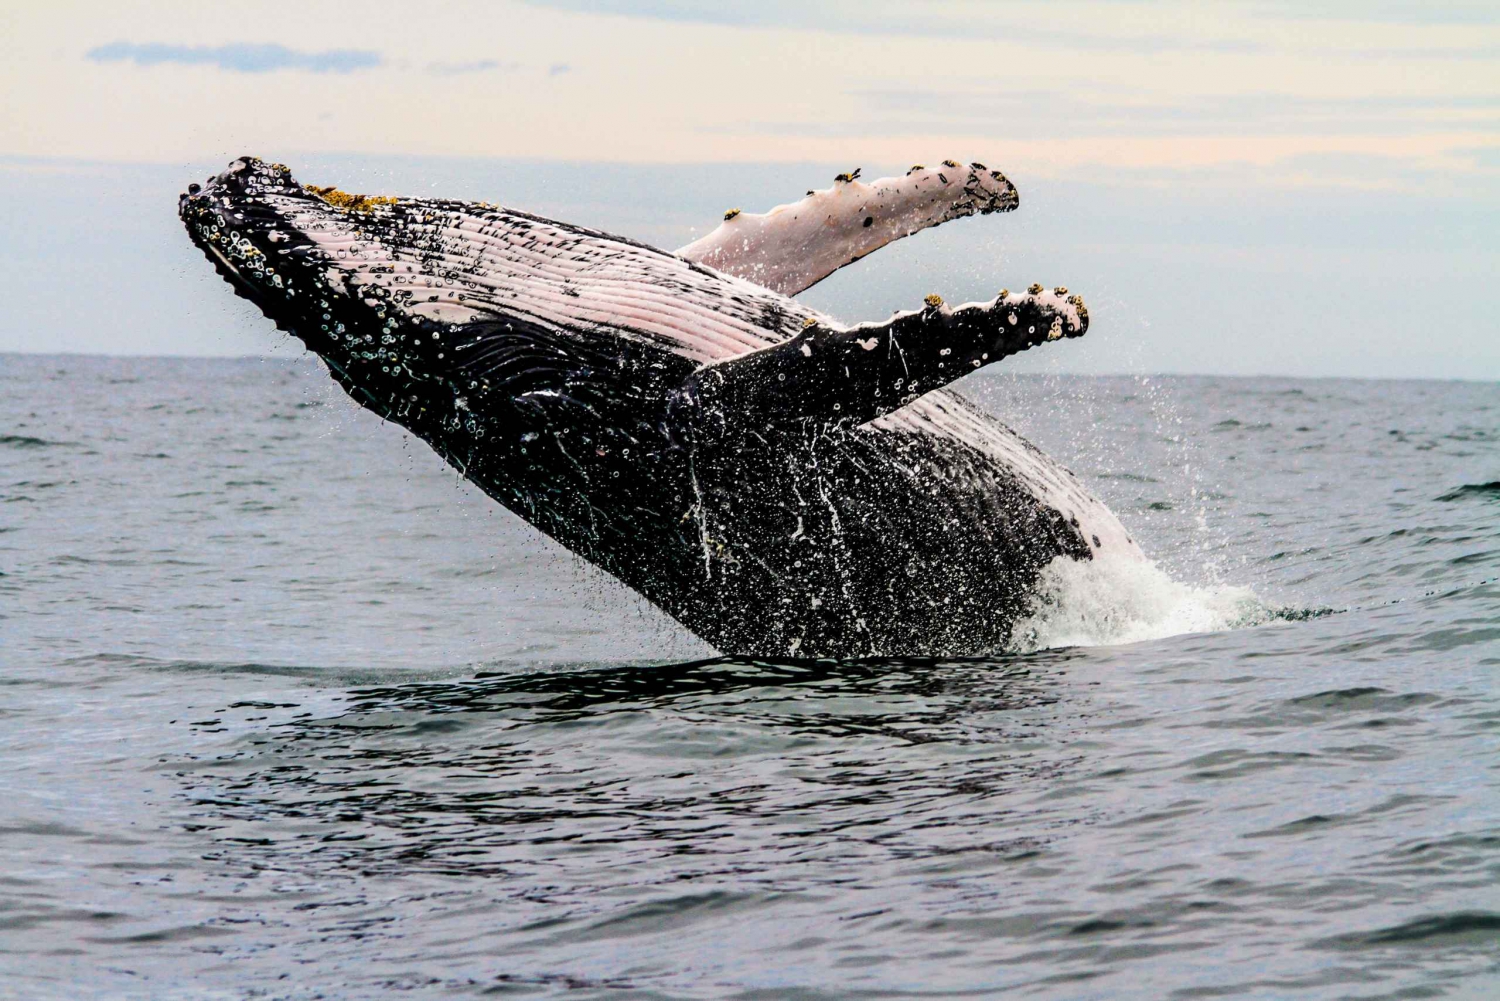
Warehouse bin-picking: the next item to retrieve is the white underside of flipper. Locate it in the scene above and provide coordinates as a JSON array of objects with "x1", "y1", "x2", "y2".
[{"x1": 675, "y1": 162, "x2": 1018, "y2": 296}]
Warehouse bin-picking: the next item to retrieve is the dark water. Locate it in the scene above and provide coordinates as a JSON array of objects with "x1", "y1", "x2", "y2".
[{"x1": 3, "y1": 354, "x2": 1498, "y2": 999}]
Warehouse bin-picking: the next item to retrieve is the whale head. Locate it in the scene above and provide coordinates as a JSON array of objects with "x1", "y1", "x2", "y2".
[
  {"x1": 180, "y1": 157, "x2": 577, "y2": 371},
  {"x1": 180, "y1": 157, "x2": 370, "y2": 337},
  {"x1": 178, "y1": 157, "x2": 701, "y2": 457},
  {"x1": 179, "y1": 155, "x2": 721, "y2": 574}
]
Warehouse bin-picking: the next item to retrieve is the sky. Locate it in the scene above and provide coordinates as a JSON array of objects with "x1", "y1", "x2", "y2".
[{"x1": 1, "y1": 0, "x2": 1497, "y2": 378}]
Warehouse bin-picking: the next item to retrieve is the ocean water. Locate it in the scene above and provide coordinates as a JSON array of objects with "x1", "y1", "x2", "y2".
[{"x1": 2, "y1": 353, "x2": 1498, "y2": 999}]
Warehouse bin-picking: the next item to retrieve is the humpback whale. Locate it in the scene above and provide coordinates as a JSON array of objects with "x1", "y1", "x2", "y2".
[{"x1": 180, "y1": 156, "x2": 1143, "y2": 657}]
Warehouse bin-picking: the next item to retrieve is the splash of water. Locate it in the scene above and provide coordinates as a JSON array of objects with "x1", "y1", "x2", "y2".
[{"x1": 1008, "y1": 553, "x2": 1276, "y2": 653}]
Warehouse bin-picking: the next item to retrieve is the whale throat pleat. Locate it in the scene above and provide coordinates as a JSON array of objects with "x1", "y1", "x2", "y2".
[
  {"x1": 272, "y1": 188, "x2": 1088, "y2": 433},
  {"x1": 269, "y1": 194, "x2": 809, "y2": 364}
]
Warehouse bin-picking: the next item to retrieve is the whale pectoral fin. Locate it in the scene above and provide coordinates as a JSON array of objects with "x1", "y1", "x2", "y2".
[
  {"x1": 677, "y1": 288, "x2": 1088, "y2": 430},
  {"x1": 674, "y1": 162, "x2": 1019, "y2": 296}
]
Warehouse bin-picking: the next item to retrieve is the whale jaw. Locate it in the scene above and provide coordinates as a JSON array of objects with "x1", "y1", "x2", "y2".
[
  {"x1": 178, "y1": 157, "x2": 709, "y2": 611},
  {"x1": 180, "y1": 158, "x2": 347, "y2": 357}
]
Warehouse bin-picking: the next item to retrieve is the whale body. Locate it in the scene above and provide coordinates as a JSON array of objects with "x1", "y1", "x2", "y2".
[{"x1": 180, "y1": 156, "x2": 1143, "y2": 656}]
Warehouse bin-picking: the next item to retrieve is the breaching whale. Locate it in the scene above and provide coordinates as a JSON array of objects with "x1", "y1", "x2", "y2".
[{"x1": 180, "y1": 156, "x2": 1143, "y2": 657}]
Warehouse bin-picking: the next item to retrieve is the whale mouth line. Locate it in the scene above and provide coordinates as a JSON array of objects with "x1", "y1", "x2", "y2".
[
  {"x1": 178, "y1": 166, "x2": 301, "y2": 316},
  {"x1": 194, "y1": 235, "x2": 278, "y2": 314}
]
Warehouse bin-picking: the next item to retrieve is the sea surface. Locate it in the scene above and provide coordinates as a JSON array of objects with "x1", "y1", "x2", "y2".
[{"x1": 2, "y1": 354, "x2": 1498, "y2": 999}]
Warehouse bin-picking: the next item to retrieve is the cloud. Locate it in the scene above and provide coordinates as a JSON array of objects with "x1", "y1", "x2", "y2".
[
  {"x1": 1456, "y1": 146, "x2": 1500, "y2": 170},
  {"x1": 1248, "y1": 0, "x2": 1499, "y2": 24},
  {"x1": 1354, "y1": 45, "x2": 1500, "y2": 60},
  {"x1": 427, "y1": 59, "x2": 516, "y2": 76},
  {"x1": 518, "y1": 0, "x2": 798, "y2": 27},
  {"x1": 831, "y1": 88, "x2": 1500, "y2": 139},
  {"x1": 516, "y1": 1, "x2": 1264, "y2": 52},
  {"x1": 85, "y1": 42, "x2": 383, "y2": 74},
  {"x1": 524, "y1": 0, "x2": 1499, "y2": 29}
]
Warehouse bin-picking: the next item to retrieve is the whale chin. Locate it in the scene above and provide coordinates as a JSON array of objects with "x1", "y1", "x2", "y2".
[
  {"x1": 180, "y1": 158, "x2": 352, "y2": 350},
  {"x1": 180, "y1": 155, "x2": 1139, "y2": 658}
]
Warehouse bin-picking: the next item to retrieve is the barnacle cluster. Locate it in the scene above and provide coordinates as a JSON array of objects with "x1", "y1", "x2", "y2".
[
  {"x1": 1066, "y1": 293, "x2": 1089, "y2": 323},
  {"x1": 305, "y1": 184, "x2": 398, "y2": 213}
]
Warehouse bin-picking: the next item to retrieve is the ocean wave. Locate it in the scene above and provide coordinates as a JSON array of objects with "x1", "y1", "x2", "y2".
[
  {"x1": 1436, "y1": 482, "x2": 1500, "y2": 502},
  {"x1": 0, "y1": 434, "x2": 65, "y2": 448}
]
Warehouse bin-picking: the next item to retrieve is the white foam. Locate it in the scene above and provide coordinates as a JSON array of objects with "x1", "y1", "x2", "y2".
[{"x1": 1007, "y1": 553, "x2": 1274, "y2": 653}]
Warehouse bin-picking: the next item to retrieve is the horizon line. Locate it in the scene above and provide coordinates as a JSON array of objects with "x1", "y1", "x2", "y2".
[{"x1": 4, "y1": 350, "x2": 1493, "y2": 386}]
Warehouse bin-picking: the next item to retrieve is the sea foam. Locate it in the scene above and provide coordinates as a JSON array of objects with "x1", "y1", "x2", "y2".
[{"x1": 1008, "y1": 553, "x2": 1274, "y2": 652}]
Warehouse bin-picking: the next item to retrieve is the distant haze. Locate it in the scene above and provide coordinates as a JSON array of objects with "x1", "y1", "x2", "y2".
[{"x1": 1, "y1": 1, "x2": 1496, "y2": 379}]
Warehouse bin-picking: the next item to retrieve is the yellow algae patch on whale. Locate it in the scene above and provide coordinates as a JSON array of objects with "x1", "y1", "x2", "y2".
[{"x1": 305, "y1": 184, "x2": 397, "y2": 213}]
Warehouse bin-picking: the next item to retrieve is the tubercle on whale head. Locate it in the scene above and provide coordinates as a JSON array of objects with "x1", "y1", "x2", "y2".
[{"x1": 178, "y1": 157, "x2": 309, "y2": 315}]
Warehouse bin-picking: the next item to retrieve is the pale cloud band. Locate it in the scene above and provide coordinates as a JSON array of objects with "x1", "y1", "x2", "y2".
[
  {"x1": 85, "y1": 41, "x2": 534, "y2": 78},
  {"x1": 428, "y1": 59, "x2": 516, "y2": 76},
  {"x1": 6, "y1": 0, "x2": 1499, "y2": 193},
  {"x1": 86, "y1": 41, "x2": 382, "y2": 74}
]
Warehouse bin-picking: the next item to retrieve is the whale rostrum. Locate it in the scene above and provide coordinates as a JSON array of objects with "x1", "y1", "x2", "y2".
[{"x1": 180, "y1": 156, "x2": 1142, "y2": 657}]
